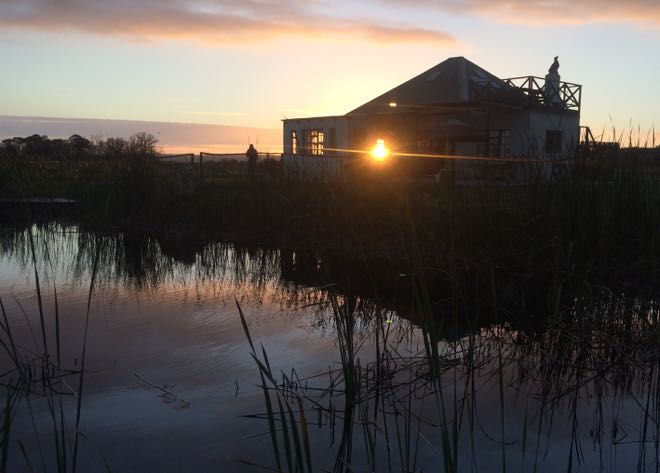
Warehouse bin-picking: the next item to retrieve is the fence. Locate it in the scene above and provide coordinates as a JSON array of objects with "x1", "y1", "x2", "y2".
[
  {"x1": 156, "y1": 151, "x2": 283, "y2": 186},
  {"x1": 156, "y1": 148, "x2": 660, "y2": 187},
  {"x1": 158, "y1": 152, "x2": 282, "y2": 163},
  {"x1": 281, "y1": 154, "x2": 346, "y2": 180}
]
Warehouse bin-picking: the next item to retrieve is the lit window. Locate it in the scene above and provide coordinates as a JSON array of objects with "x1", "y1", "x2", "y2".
[
  {"x1": 291, "y1": 131, "x2": 298, "y2": 155},
  {"x1": 303, "y1": 130, "x2": 324, "y2": 156}
]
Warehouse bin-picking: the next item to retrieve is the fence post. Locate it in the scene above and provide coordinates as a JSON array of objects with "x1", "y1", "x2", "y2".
[{"x1": 199, "y1": 153, "x2": 204, "y2": 184}]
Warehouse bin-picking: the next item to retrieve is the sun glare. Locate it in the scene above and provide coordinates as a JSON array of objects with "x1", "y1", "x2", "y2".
[{"x1": 371, "y1": 139, "x2": 389, "y2": 161}]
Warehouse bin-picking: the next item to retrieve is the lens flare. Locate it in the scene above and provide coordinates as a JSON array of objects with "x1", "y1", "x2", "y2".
[{"x1": 371, "y1": 139, "x2": 388, "y2": 161}]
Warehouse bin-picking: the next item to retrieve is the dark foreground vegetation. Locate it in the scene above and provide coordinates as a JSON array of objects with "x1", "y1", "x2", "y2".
[
  {"x1": 1, "y1": 134, "x2": 660, "y2": 472},
  {"x1": 2, "y1": 134, "x2": 660, "y2": 286}
]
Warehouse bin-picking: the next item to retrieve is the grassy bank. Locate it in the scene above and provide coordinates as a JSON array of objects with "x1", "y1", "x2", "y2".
[{"x1": 1, "y1": 146, "x2": 660, "y2": 286}]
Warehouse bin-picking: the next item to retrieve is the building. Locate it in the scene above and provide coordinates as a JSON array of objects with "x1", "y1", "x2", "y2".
[{"x1": 282, "y1": 56, "x2": 582, "y2": 182}]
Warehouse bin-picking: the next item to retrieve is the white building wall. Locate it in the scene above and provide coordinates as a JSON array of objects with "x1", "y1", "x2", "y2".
[
  {"x1": 488, "y1": 109, "x2": 578, "y2": 159},
  {"x1": 283, "y1": 117, "x2": 349, "y2": 156},
  {"x1": 508, "y1": 112, "x2": 533, "y2": 157},
  {"x1": 527, "y1": 110, "x2": 580, "y2": 158},
  {"x1": 282, "y1": 116, "x2": 352, "y2": 180}
]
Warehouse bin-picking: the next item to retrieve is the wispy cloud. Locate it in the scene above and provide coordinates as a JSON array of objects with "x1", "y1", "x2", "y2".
[
  {"x1": 0, "y1": 0, "x2": 455, "y2": 45},
  {"x1": 382, "y1": 0, "x2": 660, "y2": 26}
]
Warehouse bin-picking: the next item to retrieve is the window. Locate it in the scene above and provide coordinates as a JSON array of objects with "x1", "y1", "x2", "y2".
[
  {"x1": 303, "y1": 129, "x2": 324, "y2": 156},
  {"x1": 485, "y1": 129, "x2": 511, "y2": 157},
  {"x1": 418, "y1": 138, "x2": 444, "y2": 153},
  {"x1": 351, "y1": 128, "x2": 366, "y2": 149},
  {"x1": 545, "y1": 130, "x2": 562, "y2": 154},
  {"x1": 291, "y1": 131, "x2": 298, "y2": 155},
  {"x1": 328, "y1": 128, "x2": 336, "y2": 154}
]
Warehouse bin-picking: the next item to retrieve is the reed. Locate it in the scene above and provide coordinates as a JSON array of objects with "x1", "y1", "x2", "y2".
[
  {"x1": 0, "y1": 225, "x2": 104, "y2": 472},
  {"x1": 237, "y1": 299, "x2": 313, "y2": 473}
]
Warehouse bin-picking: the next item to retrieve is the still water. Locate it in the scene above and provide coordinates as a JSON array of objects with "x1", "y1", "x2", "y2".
[{"x1": 1, "y1": 224, "x2": 658, "y2": 472}]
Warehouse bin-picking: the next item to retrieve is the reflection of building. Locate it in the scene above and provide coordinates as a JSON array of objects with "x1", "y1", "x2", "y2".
[
  {"x1": 282, "y1": 56, "x2": 582, "y2": 182},
  {"x1": 277, "y1": 246, "x2": 553, "y2": 341}
]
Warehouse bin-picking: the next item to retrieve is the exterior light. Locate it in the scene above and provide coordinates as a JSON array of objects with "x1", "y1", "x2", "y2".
[
  {"x1": 371, "y1": 139, "x2": 389, "y2": 161},
  {"x1": 389, "y1": 102, "x2": 397, "y2": 108}
]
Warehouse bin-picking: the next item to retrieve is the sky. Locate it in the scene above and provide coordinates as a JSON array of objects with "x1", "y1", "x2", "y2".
[{"x1": 0, "y1": 0, "x2": 659, "y2": 150}]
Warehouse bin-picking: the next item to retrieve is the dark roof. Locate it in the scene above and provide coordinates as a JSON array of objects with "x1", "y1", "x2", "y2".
[{"x1": 347, "y1": 56, "x2": 526, "y2": 115}]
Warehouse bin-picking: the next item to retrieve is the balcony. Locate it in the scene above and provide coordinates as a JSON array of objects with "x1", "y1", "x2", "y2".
[{"x1": 471, "y1": 76, "x2": 582, "y2": 112}]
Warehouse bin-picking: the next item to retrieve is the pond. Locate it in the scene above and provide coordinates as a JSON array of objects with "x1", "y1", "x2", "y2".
[{"x1": 1, "y1": 223, "x2": 659, "y2": 472}]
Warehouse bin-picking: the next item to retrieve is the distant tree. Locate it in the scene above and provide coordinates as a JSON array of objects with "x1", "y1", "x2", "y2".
[
  {"x1": 68, "y1": 134, "x2": 92, "y2": 157},
  {"x1": 23, "y1": 134, "x2": 49, "y2": 157},
  {"x1": 103, "y1": 137, "x2": 129, "y2": 158},
  {"x1": 128, "y1": 132, "x2": 158, "y2": 158},
  {"x1": 0, "y1": 132, "x2": 160, "y2": 161},
  {"x1": 1, "y1": 138, "x2": 16, "y2": 156},
  {"x1": 8, "y1": 137, "x2": 25, "y2": 151},
  {"x1": 0, "y1": 137, "x2": 23, "y2": 158},
  {"x1": 50, "y1": 138, "x2": 68, "y2": 160}
]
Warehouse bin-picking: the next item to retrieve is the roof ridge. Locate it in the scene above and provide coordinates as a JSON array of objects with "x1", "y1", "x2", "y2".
[{"x1": 347, "y1": 56, "x2": 501, "y2": 115}]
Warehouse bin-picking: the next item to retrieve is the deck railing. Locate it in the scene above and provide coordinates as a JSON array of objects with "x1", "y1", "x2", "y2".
[{"x1": 471, "y1": 76, "x2": 582, "y2": 112}]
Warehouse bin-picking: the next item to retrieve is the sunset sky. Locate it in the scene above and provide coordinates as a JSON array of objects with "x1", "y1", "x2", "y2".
[{"x1": 1, "y1": 0, "x2": 659, "y2": 148}]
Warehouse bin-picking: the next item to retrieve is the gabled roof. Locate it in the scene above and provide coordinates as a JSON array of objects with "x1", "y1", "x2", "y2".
[{"x1": 347, "y1": 56, "x2": 524, "y2": 115}]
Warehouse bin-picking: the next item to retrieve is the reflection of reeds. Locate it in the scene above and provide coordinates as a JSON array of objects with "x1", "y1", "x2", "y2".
[
  {"x1": 240, "y1": 259, "x2": 660, "y2": 472},
  {"x1": 238, "y1": 299, "x2": 313, "y2": 473},
  {"x1": 2, "y1": 222, "x2": 660, "y2": 471},
  {"x1": 0, "y1": 227, "x2": 102, "y2": 472}
]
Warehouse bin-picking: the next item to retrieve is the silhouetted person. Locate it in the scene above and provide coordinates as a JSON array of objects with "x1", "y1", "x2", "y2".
[
  {"x1": 545, "y1": 56, "x2": 561, "y2": 106},
  {"x1": 246, "y1": 144, "x2": 258, "y2": 178},
  {"x1": 548, "y1": 56, "x2": 559, "y2": 74}
]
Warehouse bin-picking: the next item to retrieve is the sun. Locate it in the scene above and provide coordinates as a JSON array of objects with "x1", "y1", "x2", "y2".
[{"x1": 371, "y1": 139, "x2": 389, "y2": 161}]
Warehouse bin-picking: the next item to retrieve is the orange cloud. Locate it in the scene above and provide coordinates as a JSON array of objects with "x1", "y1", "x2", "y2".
[
  {"x1": 384, "y1": 0, "x2": 660, "y2": 26},
  {"x1": 0, "y1": 0, "x2": 456, "y2": 45}
]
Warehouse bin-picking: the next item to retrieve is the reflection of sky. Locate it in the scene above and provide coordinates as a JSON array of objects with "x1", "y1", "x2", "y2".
[
  {"x1": 0, "y1": 1, "x2": 658, "y2": 146},
  {"x1": 1, "y1": 226, "x2": 658, "y2": 472},
  {"x1": 0, "y1": 230, "x2": 347, "y2": 471}
]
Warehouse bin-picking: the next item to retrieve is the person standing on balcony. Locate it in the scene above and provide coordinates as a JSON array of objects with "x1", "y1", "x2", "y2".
[
  {"x1": 246, "y1": 144, "x2": 258, "y2": 179},
  {"x1": 545, "y1": 56, "x2": 561, "y2": 106},
  {"x1": 549, "y1": 56, "x2": 559, "y2": 75}
]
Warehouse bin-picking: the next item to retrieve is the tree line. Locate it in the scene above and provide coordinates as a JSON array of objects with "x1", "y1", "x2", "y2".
[{"x1": 0, "y1": 132, "x2": 159, "y2": 160}]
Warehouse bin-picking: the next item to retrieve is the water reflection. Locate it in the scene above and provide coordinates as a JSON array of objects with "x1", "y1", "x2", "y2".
[{"x1": 0, "y1": 223, "x2": 659, "y2": 472}]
